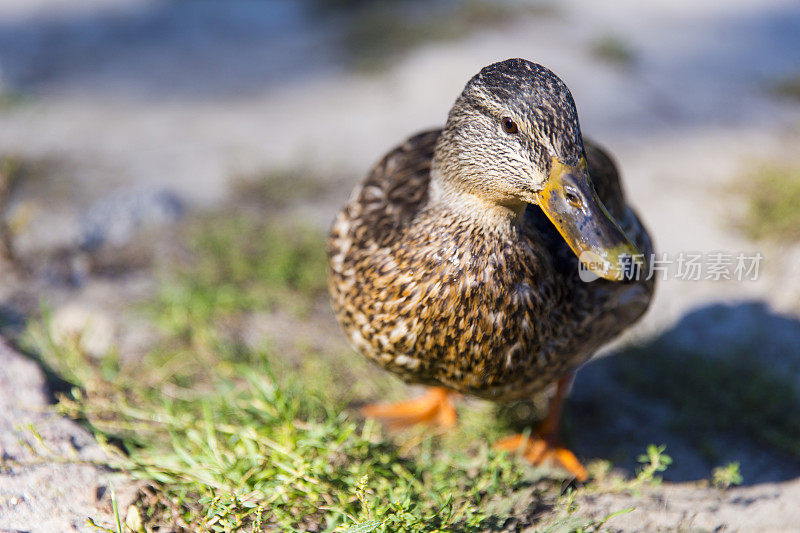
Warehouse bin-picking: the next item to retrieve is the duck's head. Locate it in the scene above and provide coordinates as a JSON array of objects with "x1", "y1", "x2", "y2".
[{"x1": 432, "y1": 58, "x2": 640, "y2": 281}]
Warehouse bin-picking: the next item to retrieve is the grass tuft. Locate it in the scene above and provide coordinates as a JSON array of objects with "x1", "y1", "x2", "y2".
[
  {"x1": 711, "y1": 462, "x2": 743, "y2": 489},
  {"x1": 340, "y1": 1, "x2": 559, "y2": 71},
  {"x1": 634, "y1": 444, "x2": 672, "y2": 487},
  {"x1": 0, "y1": 89, "x2": 31, "y2": 110},
  {"x1": 159, "y1": 214, "x2": 329, "y2": 329},
  {"x1": 0, "y1": 154, "x2": 24, "y2": 260},
  {"x1": 26, "y1": 309, "x2": 534, "y2": 531},
  {"x1": 770, "y1": 73, "x2": 800, "y2": 102},
  {"x1": 735, "y1": 164, "x2": 800, "y2": 242},
  {"x1": 230, "y1": 167, "x2": 329, "y2": 210},
  {"x1": 590, "y1": 34, "x2": 637, "y2": 67}
]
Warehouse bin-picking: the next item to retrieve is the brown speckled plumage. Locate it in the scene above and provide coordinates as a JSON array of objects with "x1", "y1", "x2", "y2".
[{"x1": 328, "y1": 59, "x2": 654, "y2": 402}]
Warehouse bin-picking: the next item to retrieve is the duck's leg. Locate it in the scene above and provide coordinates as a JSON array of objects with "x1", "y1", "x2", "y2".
[
  {"x1": 494, "y1": 373, "x2": 588, "y2": 481},
  {"x1": 361, "y1": 387, "x2": 457, "y2": 430}
]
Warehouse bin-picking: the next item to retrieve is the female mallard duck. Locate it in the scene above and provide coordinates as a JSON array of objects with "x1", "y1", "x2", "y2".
[{"x1": 328, "y1": 58, "x2": 654, "y2": 480}]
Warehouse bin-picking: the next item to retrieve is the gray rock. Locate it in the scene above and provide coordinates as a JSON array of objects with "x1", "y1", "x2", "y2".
[{"x1": 0, "y1": 338, "x2": 137, "y2": 532}]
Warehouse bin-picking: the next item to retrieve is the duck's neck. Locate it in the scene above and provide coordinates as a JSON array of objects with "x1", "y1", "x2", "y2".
[{"x1": 428, "y1": 169, "x2": 527, "y2": 231}]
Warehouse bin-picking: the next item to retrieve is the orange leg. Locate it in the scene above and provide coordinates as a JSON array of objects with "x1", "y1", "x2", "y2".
[
  {"x1": 494, "y1": 374, "x2": 588, "y2": 481},
  {"x1": 361, "y1": 387, "x2": 457, "y2": 430}
]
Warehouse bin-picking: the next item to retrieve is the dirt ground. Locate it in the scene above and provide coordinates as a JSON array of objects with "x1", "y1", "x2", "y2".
[{"x1": 1, "y1": 0, "x2": 800, "y2": 530}]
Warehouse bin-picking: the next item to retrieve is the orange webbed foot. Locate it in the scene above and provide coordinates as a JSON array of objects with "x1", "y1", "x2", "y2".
[
  {"x1": 494, "y1": 373, "x2": 587, "y2": 481},
  {"x1": 494, "y1": 433, "x2": 588, "y2": 481},
  {"x1": 361, "y1": 387, "x2": 457, "y2": 430}
]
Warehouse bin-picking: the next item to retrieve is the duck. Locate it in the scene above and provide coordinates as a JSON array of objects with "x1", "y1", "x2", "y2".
[{"x1": 327, "y1": 58, "x2": 654, "y2": 480}]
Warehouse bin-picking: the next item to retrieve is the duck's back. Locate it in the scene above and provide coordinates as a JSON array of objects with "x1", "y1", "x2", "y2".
[{"x1": 328, "y1": 130, "x2": 653, "y2": 401}]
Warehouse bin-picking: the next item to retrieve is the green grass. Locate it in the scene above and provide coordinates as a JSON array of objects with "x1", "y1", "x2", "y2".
[
  {"x1": 0, "y1": 154, "x2": 24, "y2": 260},
  {"x1": 0, "y1": 154, "x2": 22, "y2": 228},
  {"x1": 0, "y1": 154, "x2": 69, "y2": 262},
  {"x1": 0, "y1": 89, "x2": 31, "y2": 111},
  {"x1": 770, "y1": 73, "x2": 800, "y2": 102},
  {"x1": 711, "y1": 462, "x2": 743, "y2": 490},
  {"x1": 230, "y1": 167, "x2": 333, "y2": 210},
  {"x1": 26, "y1": 297, "x2": 536, "y2": 531},
  {"x1": 736, "y1": 164, "x2": 800, "y2": 242},
  {"x1": 590, "y1": 34, "x2": 636, "y2": 67},
  {"x1": 159, "y1": 213, "x2": 329, "y2": 324},
  {"x1": 339, "y1": 1, "x2": 559, "y2": 71}
]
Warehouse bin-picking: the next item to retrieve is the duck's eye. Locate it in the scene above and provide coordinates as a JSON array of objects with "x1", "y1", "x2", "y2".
[{"x1": 501, "y1": 117, "x2": 518, "y2": 134}]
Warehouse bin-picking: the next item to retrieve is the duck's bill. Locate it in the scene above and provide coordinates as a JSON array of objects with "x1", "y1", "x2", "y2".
[{"x1": 534, "y1": 159, "x2": 642, "y2": 281}]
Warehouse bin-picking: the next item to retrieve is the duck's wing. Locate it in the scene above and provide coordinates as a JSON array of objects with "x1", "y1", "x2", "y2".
[
  {"x1": 585, "y1": 139, "x2": 654, "y2": 264},
  {"x1": 584, "y1": 140, "x2": 626, "y2": 217},
  {"x1": 328, "y1": 128, "x2": 440, "y2": 285},
  {"x1": 331, "y1": 129, "x2": 440, "y2": 252}
]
